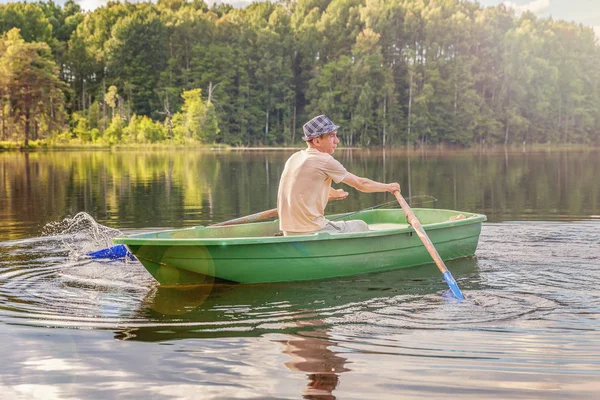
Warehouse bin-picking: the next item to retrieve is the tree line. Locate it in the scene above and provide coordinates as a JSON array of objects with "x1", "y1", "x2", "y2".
[{"x1": 1, "y1": 0, "x2": 599, "y2": 147}]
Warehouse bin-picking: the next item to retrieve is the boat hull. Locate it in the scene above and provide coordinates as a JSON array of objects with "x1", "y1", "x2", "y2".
[{"x1": 115, "y1": 209, "x2": 486, "y2": 284}]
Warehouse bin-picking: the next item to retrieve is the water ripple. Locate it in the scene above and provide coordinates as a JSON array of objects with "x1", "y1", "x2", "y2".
[{"x1": 0, "y1": 222, "x2": 599, "y2": 350}]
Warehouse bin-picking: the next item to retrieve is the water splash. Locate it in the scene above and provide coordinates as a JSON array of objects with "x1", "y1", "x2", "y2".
[{"x1": 41, "y1": 212, "x2": 123, "y2": 259}]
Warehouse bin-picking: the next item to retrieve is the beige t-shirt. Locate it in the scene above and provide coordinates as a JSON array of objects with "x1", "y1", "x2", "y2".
[{"x1": 277, "y1": 148, "x2": 348, "y2": 233}]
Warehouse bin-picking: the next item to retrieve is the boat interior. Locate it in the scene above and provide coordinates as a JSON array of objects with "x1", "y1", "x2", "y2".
[{"x1": 125, "y1": 209, "x2": 478, "y2": 240}]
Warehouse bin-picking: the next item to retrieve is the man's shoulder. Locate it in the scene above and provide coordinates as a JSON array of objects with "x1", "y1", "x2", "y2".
[
  {"x1": 285, "y1": 149, "x2": 308, "y2": 162},
  {"x1": 305, "y1": 148, "x2": 338, "y2": 161},
  {"x1": 293, "y1": 149, "x2": 346, "y2": 171},
  {"x1": 311, "y1": 152, "x2": 346, "y2": 173}
]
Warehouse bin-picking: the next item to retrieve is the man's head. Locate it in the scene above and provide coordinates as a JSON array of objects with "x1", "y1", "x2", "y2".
[{"x1": 303, "y1": 115, "x2": 340, "y2": 154}]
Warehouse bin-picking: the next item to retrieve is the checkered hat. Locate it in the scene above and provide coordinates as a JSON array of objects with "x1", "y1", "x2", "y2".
[{"x1": 302, "y1": 115, "x2": 340, "y2": 141}]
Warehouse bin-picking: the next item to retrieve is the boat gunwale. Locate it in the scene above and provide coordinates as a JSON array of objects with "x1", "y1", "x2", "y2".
[{"x1": 113, "y1": 209, "x2": 487, "y2": 247}]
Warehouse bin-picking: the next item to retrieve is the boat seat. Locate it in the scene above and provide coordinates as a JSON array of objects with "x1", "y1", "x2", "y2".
[{"x1": 368, "y1": 223, "x2": 410, "y2": 231}]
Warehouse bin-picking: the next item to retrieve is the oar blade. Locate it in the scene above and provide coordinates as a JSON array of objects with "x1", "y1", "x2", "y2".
[
  {"x1": 442, "y1": 270, "x2": 465, "y2": 300},
  {"x1": 394, "y1": 191, "x2": 466, "y2": 301},
  {"x1": 88, "y1": 244, "x2": 130, "y2": 260}
]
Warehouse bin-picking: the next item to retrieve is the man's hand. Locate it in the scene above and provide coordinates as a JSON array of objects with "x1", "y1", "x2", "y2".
[
  {"x1": 386, "y1": 183, "x2": 400, "y2": 193},
  {"x1": 328, "y1": 188, "x2": 349, "y2": 201}
]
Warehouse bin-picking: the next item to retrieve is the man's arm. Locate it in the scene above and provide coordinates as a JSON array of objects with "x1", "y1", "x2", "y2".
[{"x1": 342, "y1": 173, "x2": 400, "y2": 193}]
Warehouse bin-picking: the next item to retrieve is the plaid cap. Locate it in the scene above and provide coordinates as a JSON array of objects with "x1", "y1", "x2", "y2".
[{"x1": 302, "y1": 115, "x2": 340, "y2": 141}]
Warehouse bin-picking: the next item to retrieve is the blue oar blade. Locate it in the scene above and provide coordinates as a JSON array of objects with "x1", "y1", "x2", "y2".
[
  {"x1": 442, "y1": 270, "x2": 465, "y2": 300},
  {"x1": 88, "y1": 244, "x2": 130, "y2": 260}
]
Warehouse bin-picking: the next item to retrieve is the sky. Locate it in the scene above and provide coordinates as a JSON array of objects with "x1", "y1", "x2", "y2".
[
  {"x1": 478, "y1": 0, "x2": 600, "y2": 39},
  {"x1": 1, "y1": 0, "x2": 599, "y2": 38}
]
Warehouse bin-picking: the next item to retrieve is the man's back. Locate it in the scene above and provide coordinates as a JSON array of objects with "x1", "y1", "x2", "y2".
[{"x1": 277, "y1": 148, "x2": 347, "y2": 233}]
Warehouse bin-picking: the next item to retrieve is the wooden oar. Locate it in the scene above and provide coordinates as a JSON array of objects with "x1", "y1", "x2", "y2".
[
  {"x1": 393, "y1": 191, "x2": 465, "y2": 300},
  {"x1": 90, "y1": 192, "x2": 348, "y2": 259},
  {"x1": 89, "y1": 208, "x2": 279, "y2": 260},
  {"x1": 211, "y1": 208, "x2": 277, "y2": 226}
]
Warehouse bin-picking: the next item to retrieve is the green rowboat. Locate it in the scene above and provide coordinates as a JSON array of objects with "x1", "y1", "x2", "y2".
[{"x1": 113, "y1": 208, "x2": 486, "y2": 285}]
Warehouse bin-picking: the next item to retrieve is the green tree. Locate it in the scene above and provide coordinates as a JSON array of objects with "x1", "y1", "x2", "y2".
[
  {"x1": 105, "y1": 85, "x2": 118, "y2": 119},
  {"x1": 0, "y1": 28, "x2": 67, "y2": 146},
  {"x1": 66, "y1": 2, "x2": 129, "y2": 113},
  {"x1": 1, "y1": 0, "x2": 600, "y2": 147},
  {"x1": 105, "y1": 4, "x2": 168, "y2": 117},
  {"x1": 173, "y1": 88, "x2": 219, "y2": 143},
  {"x1": 0, "y1": 2, "x2": 53, "y2": 43},
  {"x1": 124, "y1": 114, "x2": 167, "y2": 143},
  {"x1": 72, "y1": 111, "x2": 91, "y2": 142},
  {"x1": 104, "y1": 115, "x2": 124, "y2": 144}
]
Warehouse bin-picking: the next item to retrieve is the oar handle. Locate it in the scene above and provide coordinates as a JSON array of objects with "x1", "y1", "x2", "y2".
[
  {"x1": 393, "y1": 192, "x2": 448, "y2": 274},
  {"x1": 393, "y1": 191, "x2": 464, "y2": 300}
]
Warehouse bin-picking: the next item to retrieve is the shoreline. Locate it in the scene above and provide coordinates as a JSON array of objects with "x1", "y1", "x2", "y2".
[{"x1": 1, "y1": 141, "x2": 598, "y2": 153}]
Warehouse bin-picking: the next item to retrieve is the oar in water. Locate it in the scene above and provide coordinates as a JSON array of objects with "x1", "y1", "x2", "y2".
[
  {"x1": 88, "y1": 244, "x2": 131, "y2": 260},
  {"x1": 88, "y1": 208, "x2": 279, "y2": 260},
  {"x1": 89, "y1": 191, "x2": 352, "y2": 259},
  {"x1": 393, "y1": 191, "x2": 465, "y2": 300}
]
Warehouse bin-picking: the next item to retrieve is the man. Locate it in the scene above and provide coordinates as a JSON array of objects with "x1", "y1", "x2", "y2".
[{"x1": 277, "y1": 115, "x2": 400, "y2": 236}]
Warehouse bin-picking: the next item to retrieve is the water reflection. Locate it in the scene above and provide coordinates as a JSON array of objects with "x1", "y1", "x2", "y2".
[
  {"x1": 108, "y1": 261, "x2": 480, "y2": 399},
  {"x1": 2, "y1": 219, "x2": 600, "y2": 397},
  {"x1": 2, "y1": 148, "x2": 600, "y2": 396},
  {"x1": 117, "y1": 259, "x2": 478, "y2": 331},
  {"x1": 280, "y1": 326, "x2": 348, "y2": 400},
  {"x1": 127, "y1": 286, "x2": 355, "y2": 397},
  {"x1": 1, "y1": 149, "x2": 599, "y2": 241},
  {"x1": 123, "y1": 286, "x2": 358, "y2": 399}
]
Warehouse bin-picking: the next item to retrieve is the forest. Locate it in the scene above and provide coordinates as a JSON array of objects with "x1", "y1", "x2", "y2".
[{"x1": 0, "y1": 0, "x2": 599, "y2": 147}]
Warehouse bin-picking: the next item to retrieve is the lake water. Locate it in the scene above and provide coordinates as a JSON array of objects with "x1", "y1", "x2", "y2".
[{"x1": 1, "y1": 149, "x2": 599, "y2": 399}]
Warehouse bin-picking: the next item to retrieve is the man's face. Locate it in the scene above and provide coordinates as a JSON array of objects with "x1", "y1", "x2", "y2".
[{"x1": 314, "y1": 131, "x2": 339, "y2": 154}]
